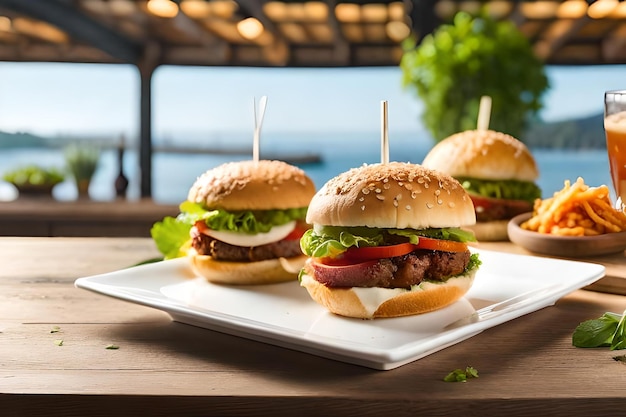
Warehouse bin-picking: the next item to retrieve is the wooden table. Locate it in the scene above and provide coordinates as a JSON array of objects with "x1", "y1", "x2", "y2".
[
  {"x1": 0, "y1": 199, "x2": 178, "y2": 237},
  {"x1": 2, "y1": 237, "x2": 626, "y2": 416}
]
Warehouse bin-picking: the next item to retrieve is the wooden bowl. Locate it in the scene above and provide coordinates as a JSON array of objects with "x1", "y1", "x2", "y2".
[{"x1": 508, "y1": 212, "x2": 626, "y2": 257}]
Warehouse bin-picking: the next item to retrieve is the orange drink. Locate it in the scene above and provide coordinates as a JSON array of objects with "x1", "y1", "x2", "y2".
[{"x1": 604, "y1": 91, "x2": 626, "y2": 211}]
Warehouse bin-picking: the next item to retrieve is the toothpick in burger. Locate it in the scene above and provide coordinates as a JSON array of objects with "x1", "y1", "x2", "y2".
[
  {"x1": 299, "y1": 162, "x2": 481, "y2": 319},
  {"x1": 151, "y1": 160, "x2": 316, "y2": 284},
  {"x1": 422, "y1": 129, "x2": 541, "y2": 241}
]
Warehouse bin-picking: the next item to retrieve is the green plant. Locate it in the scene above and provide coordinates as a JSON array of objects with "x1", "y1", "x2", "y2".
[
  {"x1": 400, "y1": 11, "x2": 550, "y2": 142},
  {"x1": 65, "y1": 143, "x2": 100, "y2": 182},
  {"x1": 3, "y1": 165, "x2": 64, "y2": 188}
]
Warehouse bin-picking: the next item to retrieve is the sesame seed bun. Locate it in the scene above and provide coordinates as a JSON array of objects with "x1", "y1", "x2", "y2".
[
  {"x1": 421, "y1": 130, "x2": 539, "y2": 182},
  {"x1": 186, "y1": 160, "x2": 316, "y2": 285},
  {"x1": 305, "y1": 162, "x2": 476, "y2": 229},
  {"x1": 422, "y1": 130, "x2": 539, "y2": 241},
  {"x1": 300, "y1": 162, "x2": 479, "y2": 319},
  {"x1": 187, "y1": 160, "x2": 316, "y2": 211}
]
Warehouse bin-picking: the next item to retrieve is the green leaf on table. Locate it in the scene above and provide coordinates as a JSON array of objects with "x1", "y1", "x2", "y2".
[
  {"x1": 571, "y1": 310, "x2": 626, "y2": 351},
  {"x1": 572, "y1": 312, "x2": 622, "y2": 348},
  {"x1": 611, "y1": 312, "x2": 626, "y2": 350},
  {"x1": 443, "y1": 366, "x2": 479, "y2": 382}
]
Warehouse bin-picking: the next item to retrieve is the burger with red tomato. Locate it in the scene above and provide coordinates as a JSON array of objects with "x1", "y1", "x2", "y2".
[
  {"x1": 422, "y1": 129, "x2": 541, "y2": 241},
  {"x1": 151, "y1": 160, "x2": 316, "y2": 284},
  {"x1": 298, "y1": 162, "x2": 481, "y2": 319}
]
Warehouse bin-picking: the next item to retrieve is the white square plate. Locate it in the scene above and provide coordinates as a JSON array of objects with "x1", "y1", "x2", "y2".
[{"x1": 75, "y1": 249, "x2": 605, "y2": 370}]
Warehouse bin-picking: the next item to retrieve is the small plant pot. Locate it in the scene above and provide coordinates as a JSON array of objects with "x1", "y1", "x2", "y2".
[
  {"x1": 14, "y1": 183, "x2": 56, "y2": 199},
  {"x1": 76, "y1": 179, "x2": 91, "y2": 199}
]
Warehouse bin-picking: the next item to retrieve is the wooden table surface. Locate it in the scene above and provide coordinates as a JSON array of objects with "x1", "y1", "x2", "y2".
[
  {"x1": 2, "y1": 237, "x2": 626, "y2": 416},
  {"x1": 0, "y1": 199, "x2": 178, "y2": 237}
]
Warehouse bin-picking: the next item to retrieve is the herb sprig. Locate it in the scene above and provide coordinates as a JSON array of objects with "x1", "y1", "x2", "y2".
[
  {"x1": 443, "y1": 366, "x2": 479, "y2": 382},
  {"x1": 572, "y1": 309, "x2": 626, "y2": 350}
]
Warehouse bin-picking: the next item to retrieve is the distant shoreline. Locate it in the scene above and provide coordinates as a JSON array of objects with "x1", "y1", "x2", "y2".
[{"x1": 0, "y1": 113, "x2": 609, "y2": 151}]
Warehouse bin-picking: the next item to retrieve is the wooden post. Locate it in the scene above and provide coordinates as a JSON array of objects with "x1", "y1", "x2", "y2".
[{"x1": 137, "y1": 42, "x2": 160, "y2": 199}]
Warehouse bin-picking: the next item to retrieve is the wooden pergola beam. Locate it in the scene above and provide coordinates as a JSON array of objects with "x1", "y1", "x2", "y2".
[{"x1": 0, "y1": 0, "x2": 142, "y2": 64}]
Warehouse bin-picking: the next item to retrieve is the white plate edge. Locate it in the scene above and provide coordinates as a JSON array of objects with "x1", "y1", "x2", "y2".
[{"x1": 74, "y1": 250, "x2": 606, "y2": 370}]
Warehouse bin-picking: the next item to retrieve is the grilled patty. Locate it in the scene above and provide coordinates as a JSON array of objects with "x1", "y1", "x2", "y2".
[
  {"x1": 307, "y1": 250, "x2": 471, "y2": 289},
  {"x1": 190, "y1": 228, "x2": 303, "y2": 262}
]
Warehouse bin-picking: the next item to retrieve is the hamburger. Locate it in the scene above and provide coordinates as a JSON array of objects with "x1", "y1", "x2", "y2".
[
  {"x1": 422, "y1": 129, "x2": 541, "y2": 241},
  {"x1": 151, "y1": 160, "x2": 316, "y2": 284},
  {"x1": 298, "y1": 162, "x2": 481, "y2": 319}
]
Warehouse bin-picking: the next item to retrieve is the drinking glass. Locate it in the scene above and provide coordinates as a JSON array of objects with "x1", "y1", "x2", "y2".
[{"x1": 603, "y1": 90, "x2": 626, "y2": 212}]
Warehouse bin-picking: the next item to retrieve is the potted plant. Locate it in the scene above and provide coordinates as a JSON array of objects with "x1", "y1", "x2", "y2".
[
  {"x1": 65, "y1": 143, "x2": 100, "y2": 198},
  {"x1": 400, "y1": 11, "x2": 550, "y2": 142},
  {"x1": 2, "y1": 165, "x2": 65, "y2": 198}
]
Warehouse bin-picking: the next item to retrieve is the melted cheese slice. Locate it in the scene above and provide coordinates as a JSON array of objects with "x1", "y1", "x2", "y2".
[{"x1": 203, "y1": 220, "x2": 296, "y2": 247}]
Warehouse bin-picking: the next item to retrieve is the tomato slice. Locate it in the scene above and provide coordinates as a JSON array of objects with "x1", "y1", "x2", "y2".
[
  {"x1": 415, "y1": 237, "x2": 468, "y2": 253},
  {"x1": 194, "y1": 221, "x2": 209, "y2": 233},
  {"x1": 469, "y1": 194, "x2": 494, "y2": 210},
  {"x1": 339, "y1": 238, "x2": 467, "y2": 262},
  {"x1": 284, "y1": 221, "x2": 309, "y2": 241},
  {"x1": 343, "y1": 242, "x2": 417, "y2": 262}
]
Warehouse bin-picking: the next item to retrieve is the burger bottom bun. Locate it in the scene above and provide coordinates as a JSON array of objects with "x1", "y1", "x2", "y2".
[
  {"x1": 300, "y1": 271, "x2": 477, "y2": 319},
  {"x1": 466, "y1": 220, "x2": 509, "y2": 242},
  {"x1": 190, "y1": 252, "x2": 307, "y2": 285}
]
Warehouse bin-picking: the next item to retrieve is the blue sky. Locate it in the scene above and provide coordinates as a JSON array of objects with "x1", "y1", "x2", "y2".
[{"x1": 0, "y1": 62, "x2": 624, "y2": 141}]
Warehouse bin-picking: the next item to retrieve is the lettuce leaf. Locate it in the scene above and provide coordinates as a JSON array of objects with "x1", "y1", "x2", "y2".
[
  {"x1": 150, "y1": 216, "x2": 192, "y2": 260},
  {"x1": 300, "y1": 226, "x2": 383, "y2": 258},
  {"x1": 177, "y1": 202, "x2": 307, "y2": 234},
  {"x1": 467, "y1": 252, "x2": 482, "y2": 272},
  {"x1": 389, "y1": 227, "x2": 476, "y2": 244},
  {"x1": 151, "y1": 203, "x2": 309, "y2": 259},
  {"x1": 300, "y1": 225, "x2": 477, "y2": 259},
  {"x1": 457, "y1": 177, "x2": 542, "y2": 202}
]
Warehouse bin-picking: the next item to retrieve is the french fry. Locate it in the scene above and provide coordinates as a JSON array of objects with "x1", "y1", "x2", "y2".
[
  {"x1": 581, "y1": 201, "x2": 621, "y2": 233},
  {"x1": 521, "y1": 177, "x2": 626, "y2": 236}
]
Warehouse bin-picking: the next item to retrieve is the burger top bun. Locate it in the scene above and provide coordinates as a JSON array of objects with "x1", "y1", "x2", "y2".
[
  {"x1": 422, "y1": 130, "x2": 539, "y2": 182},
  {"x1": 187, "y1": 160, "x2": 316, "y2": 211},
  {"x1": 306, "y1": 162, "x2": 476, "y2": 230}
]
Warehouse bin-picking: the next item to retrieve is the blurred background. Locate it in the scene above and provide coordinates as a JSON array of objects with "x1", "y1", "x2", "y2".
[{"x1": 0, "y1": 0, "x2": 623, "y2": 205}]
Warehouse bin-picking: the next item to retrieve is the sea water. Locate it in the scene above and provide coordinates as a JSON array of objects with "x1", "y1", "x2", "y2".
[{"x1": 0, "y1": 133, "x2": 613, "y2": 204}]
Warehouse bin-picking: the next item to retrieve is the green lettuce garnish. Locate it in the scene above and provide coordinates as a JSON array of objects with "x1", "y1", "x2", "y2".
[
  {"x1": 150, "y1": 203, "x2": 308, "y2": 260},
  {"x1": 444, "y1": 366, "x2": 479, "y2": 382},
  {"x1": 300, "y1": 225, "x2": 477, "y2": 259},
  {"x1": 150, "y1": 216, "x2": 192, "y2": 260},
  {"x1": 466, "y1": 253, "x2": 482, "y2": 272},
  {"x1": 457, "y1": 177, "x2": 541, "y2": 203},
  {"x1": 572, "y1": 311, "x2": 626, "y2": 350},
  {"x1": 300, "y1": 226, "x2": 383, "y2": 259},
  {"x1": 177, "y1": 202, "x2": 307, "y2": 234}
]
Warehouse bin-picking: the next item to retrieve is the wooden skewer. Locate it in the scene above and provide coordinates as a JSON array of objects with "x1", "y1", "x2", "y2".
[
  {"x1": 477, "y1": 95, "x2": 492, "y2": 131},
  {"x1": 253, "y1": 96, "x2": 268, "y2": 163},
  {"x1": 381, "y1": 100, "x2": 389, "y2": 164}
]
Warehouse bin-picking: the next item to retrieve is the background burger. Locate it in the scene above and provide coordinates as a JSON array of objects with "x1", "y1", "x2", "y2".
[
  {"x1": 422, "y1": 129, "x2": 541, "y2": 241},
  {"x1": 151, "y1": 160, "x2": 316, "y2": 285},
  {"x1": 299, "y1": 162, "x2": 481, "y2": 319}
]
